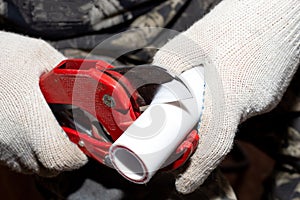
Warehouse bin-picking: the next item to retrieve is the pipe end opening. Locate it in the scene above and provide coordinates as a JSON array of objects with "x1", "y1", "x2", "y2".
[{"x1": 111, "y1": 147, "x2": 147, "y2": 183}]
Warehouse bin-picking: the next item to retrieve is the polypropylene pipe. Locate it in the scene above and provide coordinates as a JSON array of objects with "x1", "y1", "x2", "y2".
[{"x1": 109, "y1": 66, "x2": 205, "y2": 183}]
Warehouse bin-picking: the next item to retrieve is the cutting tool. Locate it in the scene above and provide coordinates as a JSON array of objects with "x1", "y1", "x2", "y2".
[{"x1": 40, "y1": 59, "x2": 199, "y2": 170}]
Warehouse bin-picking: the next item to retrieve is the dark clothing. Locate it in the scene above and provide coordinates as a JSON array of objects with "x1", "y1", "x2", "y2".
[
  {"x1": 35, "y1": 160, "x2": 235, "y2": 200},
  {"x1": 0, "y1": 0, "x2": 220, "y2": 64}
]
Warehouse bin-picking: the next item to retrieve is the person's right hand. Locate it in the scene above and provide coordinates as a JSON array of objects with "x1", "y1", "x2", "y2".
[
  {"x1": 152, "y1": 0, "x2": 300, "y2": 194},
  {"x1": 0, "y1": 31, "x2": 87, "y2": 176}
]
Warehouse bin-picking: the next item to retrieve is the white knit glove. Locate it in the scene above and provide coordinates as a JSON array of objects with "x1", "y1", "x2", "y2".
[
  {"x1": 0, "y1": 31, "x2": 87, "y2": 176},
  {"x1": 153, "y1": 0, "x2": 300, "y2": 194}
]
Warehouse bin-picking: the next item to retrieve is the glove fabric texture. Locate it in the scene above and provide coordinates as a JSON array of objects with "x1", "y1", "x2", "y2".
[
  {"x1": 153, "y1": 0, "x2": 300, "y2": 194},
  {"x1": 0, "y1": 31, "x2": 87, "y2": 176}
]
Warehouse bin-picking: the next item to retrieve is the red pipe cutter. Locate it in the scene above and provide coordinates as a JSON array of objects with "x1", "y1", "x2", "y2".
[{"x1": 40, "y1": 59, "x2": 199, "y2": 170}]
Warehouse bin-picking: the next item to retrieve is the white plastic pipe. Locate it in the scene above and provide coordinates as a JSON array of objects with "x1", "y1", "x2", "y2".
[{"x1": 109, "y1": 66, "x2": 205, "y2": 183}]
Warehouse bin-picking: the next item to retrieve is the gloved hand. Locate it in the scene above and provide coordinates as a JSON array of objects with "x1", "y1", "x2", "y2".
[
  {"x1": 0, "y1": 31, "x2": 87, "y2": 176},
  {"x1": 152, "y1": 0, "x2": 300, "y2": 194}
]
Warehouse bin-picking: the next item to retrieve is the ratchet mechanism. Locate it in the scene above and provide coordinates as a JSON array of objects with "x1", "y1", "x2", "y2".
[{"x1": 40, "y1": 59, "x2": 199, "y2": 170}]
